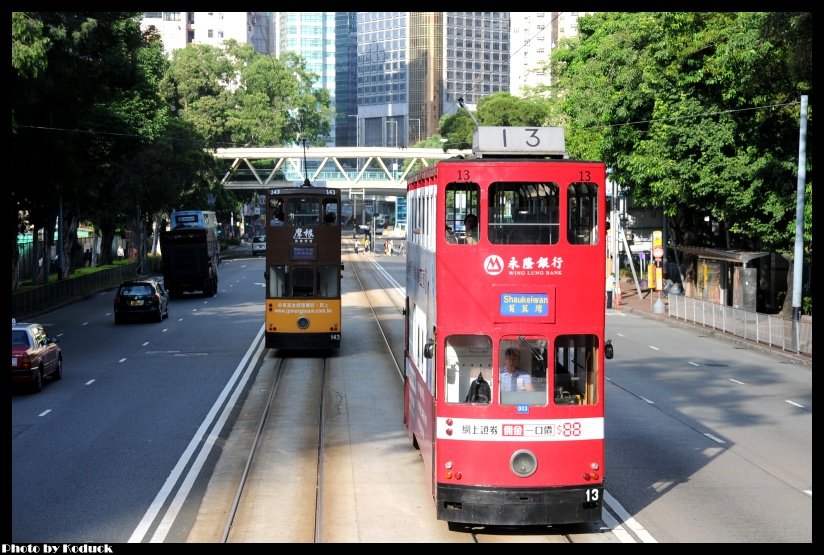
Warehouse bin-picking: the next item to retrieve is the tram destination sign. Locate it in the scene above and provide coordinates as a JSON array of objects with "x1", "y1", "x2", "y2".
[
  {"x1": 499, "y1": 292, "x2": 549, "y2": 317},
  {"x1": 291, "y1": 245, "x2": 317, "y2": 260}
]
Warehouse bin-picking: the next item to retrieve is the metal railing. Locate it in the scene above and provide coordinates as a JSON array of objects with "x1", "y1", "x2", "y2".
[
  {"x1": 667, "y1": 294, "x2": 812, "y2": 356},
  {"x1": 11, "y1": 261, "x2": 154, "y2": 320}
]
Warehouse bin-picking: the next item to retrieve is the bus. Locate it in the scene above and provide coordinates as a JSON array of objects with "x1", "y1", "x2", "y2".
[
  {"x1": 264, "y1": 183, "x2": 342, "y2": 350},
  {"x1": 403, "y1": 127, "x2": 612, "y2": 526},
  {"x1": 160, "y1": 210, "x2": 220, "y2": 297}
]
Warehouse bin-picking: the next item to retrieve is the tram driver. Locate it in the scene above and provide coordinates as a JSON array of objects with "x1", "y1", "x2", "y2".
[{"x1": 499, "y1": 347, "x2": 534, "y2": 392}]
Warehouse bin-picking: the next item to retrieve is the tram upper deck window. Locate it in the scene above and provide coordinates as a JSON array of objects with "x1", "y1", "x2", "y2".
[
  {"x1": 322, "y1": 199, "x2": 338, "y2": 225},
  {"x1": 283, "y1": 197, "x2": 321, "y2": 225},
  {"x1": 445, "y1": 183, "x2": 481, "y2": 244},
  {"x1": 269, "y1": 199, "x2": 285, "y2": 226},
  {"x1": 567, "y1": 183, "x2": 599, "y2": 245},
  {"x1": 488, "y1": 182, "x2": 559, "y2": 245}
]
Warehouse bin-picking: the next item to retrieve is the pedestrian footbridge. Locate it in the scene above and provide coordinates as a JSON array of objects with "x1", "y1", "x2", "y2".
[{"x1": 214, "y1": 146, "x2": 470, "y2": 197}]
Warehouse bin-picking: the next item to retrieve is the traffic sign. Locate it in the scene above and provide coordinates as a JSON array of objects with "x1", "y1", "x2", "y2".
[{"x1": 653, "y1": 246, "x2": 664, "y2": 259}]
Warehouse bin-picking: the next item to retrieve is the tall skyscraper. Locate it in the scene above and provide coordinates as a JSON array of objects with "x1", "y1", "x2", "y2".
[
  {"x1": 335, "y1": 13, "x2": 359, "y2": 147},
  {"x1": 275, "y1": 12, "x2": 337, "y2": 146},
  {"x1": 356, "y1": 12, "x2": 510, "y2": 148}
]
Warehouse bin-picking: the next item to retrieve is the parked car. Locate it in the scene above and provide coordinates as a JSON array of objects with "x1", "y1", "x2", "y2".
[
  {"x1": 113, "y1": 279, "x2": 169, "y2": 324},
  {"x1": 12, "y1": 320, "x2": 63, "y2": 393},
  {"x1": 251, "y1": 235, "x2": 267, "y2": 256}
]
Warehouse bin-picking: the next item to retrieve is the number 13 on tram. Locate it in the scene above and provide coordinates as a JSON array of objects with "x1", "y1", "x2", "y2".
[{"x1": 403, "y1": 127, "x2": 613, "y2": 526}]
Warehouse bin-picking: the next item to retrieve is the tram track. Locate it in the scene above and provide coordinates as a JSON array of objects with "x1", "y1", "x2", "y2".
[
  {"x1": 218, "y1": 354, "x2": 331, "y2": 543},
  {"x1": 188, "y1": 250, "x2": 408, "y2": 543},
  {"x1": 346, "y1": 252, "x2": 406, "y2": 376}
]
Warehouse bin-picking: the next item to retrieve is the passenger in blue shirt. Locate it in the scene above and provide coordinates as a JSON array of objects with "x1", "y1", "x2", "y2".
[{"x1": 499, "y1": 348, "x2": 533, "y2": 392}]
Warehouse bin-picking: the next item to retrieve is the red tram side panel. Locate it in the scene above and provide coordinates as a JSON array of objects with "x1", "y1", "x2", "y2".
[{"x1": 403, "y1": 127, "x2": 608, "y2": 526}]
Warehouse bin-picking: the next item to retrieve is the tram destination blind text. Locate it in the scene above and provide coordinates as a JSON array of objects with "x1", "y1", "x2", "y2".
[
  {"x1": 291, "y1": 246, "x2": 317, "y2": 260},
  {"x1": 500, "y1": 293, "x2": 549, "y2": 316}
]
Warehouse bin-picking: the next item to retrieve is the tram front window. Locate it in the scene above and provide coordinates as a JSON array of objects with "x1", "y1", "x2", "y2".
[
  {"x1": 499, "y1": 337, "x2": 548, "y2": 406},
  {"x1": 291, "y1": 267, "x2": 315, "y2": 296},
  {"x1": 268, "y1": 266, "x2": 339, "y2": 298}
]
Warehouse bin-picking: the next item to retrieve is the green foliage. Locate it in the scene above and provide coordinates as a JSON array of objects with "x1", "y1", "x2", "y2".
[
  {"x1": 437, "y1": 93, "x2": 558, "y2": 150},
  {"x1": 438, "y1": 111, "x2": 475, "y2": 150},
  {"x1": 477, "y1": 93, "x2": 550, "y2": 127},
  {"x1": 11, "y1": 12, "x2": 50, "y2": 82},
  {"x1": 161, "y1": 43, "x2": 332, "y2": 149},
  {"x1": 553, "y1": 12, "x2": 812, "y2": 254},
  {"x1": 11, "y1": 13, "x2": 331, "y2": 286}
]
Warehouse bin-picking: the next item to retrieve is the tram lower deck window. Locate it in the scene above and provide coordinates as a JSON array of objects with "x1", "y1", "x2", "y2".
[{"x1": 553, "y1": 334, "x2": 600, "y2": 405}]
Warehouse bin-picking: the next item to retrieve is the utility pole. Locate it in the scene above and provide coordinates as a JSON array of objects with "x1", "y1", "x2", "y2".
[{"x1": 791, "y1": 95, "x2": 808, "y2": 349}]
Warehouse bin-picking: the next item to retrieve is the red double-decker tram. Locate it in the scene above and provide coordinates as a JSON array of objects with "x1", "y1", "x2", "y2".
[{"x1": 403, "y1": 127, "x2": 611, "y2": 526}]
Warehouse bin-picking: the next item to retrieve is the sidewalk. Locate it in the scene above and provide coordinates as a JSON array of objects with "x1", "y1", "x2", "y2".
[
  {"x1": 611, "y1": 280, "x2": 669, "y2": 321},
  {"x1": 610, "y1": 278, "x2": 811, "y2": 365}
]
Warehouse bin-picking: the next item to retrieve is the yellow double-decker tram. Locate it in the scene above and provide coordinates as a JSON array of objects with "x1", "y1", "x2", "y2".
[{"x1": 264, "y1": 182, "x2": 342, "y2": 350}]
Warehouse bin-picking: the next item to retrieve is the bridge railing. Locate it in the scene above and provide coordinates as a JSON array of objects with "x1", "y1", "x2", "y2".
[{"x1": 228, "y1": 168, "x2": 402, "y2": 183}]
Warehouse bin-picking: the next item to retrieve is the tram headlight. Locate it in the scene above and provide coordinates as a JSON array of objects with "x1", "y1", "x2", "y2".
[
  {"x1": 510, "y1": 449, "x2": 538, "y2": 478},
  {"x1": 297, "y1": 316, "x2": 310, "y2": 329}
]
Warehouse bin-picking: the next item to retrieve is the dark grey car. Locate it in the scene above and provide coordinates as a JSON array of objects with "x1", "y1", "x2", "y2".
[{"x1": 113, "y1": 279, "x2": 169, "y2": 323}]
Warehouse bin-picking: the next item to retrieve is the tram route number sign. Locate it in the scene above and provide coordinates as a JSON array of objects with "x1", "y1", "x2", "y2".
[{"x1": 473, "y1": 127, "x2": 566, "y2": 156}]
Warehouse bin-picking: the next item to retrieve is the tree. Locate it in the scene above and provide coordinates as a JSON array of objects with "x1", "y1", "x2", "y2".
[
  {"x1": 552, "y1": 12, "x2": 811, "y2": 256},
  {"x1": 476, "y1": 92, "x2": 550, "y2": 127},
  {"x1": 551, "y1": 12, "x2": 812, "y2": 314},
  {"x1": 438, "y1": 111, "x2": 475, "y2": 150},
  {"x1": 12, "y1": 12, "x2": 168, "y2": 282}
]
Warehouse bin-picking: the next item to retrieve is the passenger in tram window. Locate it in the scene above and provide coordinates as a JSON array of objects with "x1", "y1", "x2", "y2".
[
  {"x1": 463, "y1": 214, "x2": 479, "y2": 244},
  {"x1": 499, "y1": 348, "x2": 533, "y2": 392},
  {"x1": 446, "y1": 225, "x2": 457, "y2": 243}
]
